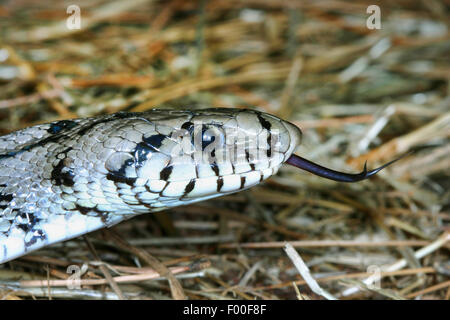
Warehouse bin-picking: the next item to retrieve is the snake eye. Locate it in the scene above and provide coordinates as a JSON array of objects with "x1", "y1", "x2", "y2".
[
  {"x1": 201, "y1": 127, "x2": 215, "y2": 150},
  {"x1": 191, "y1": 124, "x2": 224, "y2": 151}
]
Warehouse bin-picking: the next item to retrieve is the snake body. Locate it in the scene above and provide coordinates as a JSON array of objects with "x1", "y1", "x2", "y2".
[{"x1": 0, "y1": 108, "x2": 301, "y2": 263}]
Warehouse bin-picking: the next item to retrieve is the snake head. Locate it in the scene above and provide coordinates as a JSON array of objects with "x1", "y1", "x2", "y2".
[
  {"x1": 99, "y1": 109, "x2": 303, "y2": 210},
  {"x1": 99, "y1": 108, "x2": 403, "y2": 215},
  {"x1": 168, "y1": 108, "x2": 303, "y2": 180}
]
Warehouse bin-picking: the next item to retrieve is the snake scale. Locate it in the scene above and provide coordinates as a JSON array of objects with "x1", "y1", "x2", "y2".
[{"x1": 0, "y1": 108, "x2": 397, "y2": 264}]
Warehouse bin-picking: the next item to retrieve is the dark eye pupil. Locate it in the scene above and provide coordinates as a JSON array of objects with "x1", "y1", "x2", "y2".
[{"x1": 202, "y1": 131, "x2": 215, "y2": 150}]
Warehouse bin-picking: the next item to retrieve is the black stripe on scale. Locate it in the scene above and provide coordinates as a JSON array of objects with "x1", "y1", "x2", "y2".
[
  {"x1": 143, "y1": 133, "x2": 166, "y2": 151},
  {"x1": 160, "y1": 165, "x2": 173, "y2": 181},
  {"x1": 257, "y1": 114, "x2": 272, "y2": 131},
  {"x1": 181, "y1": 121, "x2": 194, "y2": 134},
  {"x1": 257, "y1": 114, "x2": 272, "y2": 158},
  {"x1": 134, "y1": 141, "x2": 156, "y2": 169},
  {"x1": 245, "y1": 150, "x2": 255, "y2": 171},
  {"x1": 74, "y1": 204, "x2": 104, "y2": 215},
  {"x1": 106, "y1": 173, "x2": 137, "y2": 187},
  {"x1": 266, "y1": 133, "x2": 272, "y2": 158},
  {"x1": 79, "y1": 204, "x2": 112, "y2": 224},
  {"x1": 210, "y1": 163, "x2": 219, "y2": 176},
  {"x1": 51, "y1": 148, "x2": 75, "y2": 187},
  {"x1": 47, "y1": 120, "x2": 78, "y2": 134},
  {"x1": 217, "y1": 176, "x2": 224, "y2": 192},
  {"x1": 0, "y1": 151, "x2": 19, "y2": 160},
  {"x1": 112, "y1": 111, "x2": 140, "y2": 119},
  {"x1": 106, "y1": 152, "x2": 135, "y2": 181},
  {"x1": 183, "y1": 179, "x2": 196, "y2": 196},
  {"x1": 106, "y1": 133, "x2": 137, "y2": 186},
  {"x1": 73, "y1": 204, "x2": 110, "y2": 223},
  {"x1": 181, "y1": 121, "x2": 196, "y2": 149},
  {"x1": 240, "y1": 176, "x2": 246, "y2": 189},
  {"x1": 0, "y1": 193, "x2": 13, "y2": 209}
]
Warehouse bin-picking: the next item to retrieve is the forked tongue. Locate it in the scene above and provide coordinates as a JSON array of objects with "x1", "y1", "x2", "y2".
[{"x1": 285, "y1": 153, "x2": 410, "y2": 182}]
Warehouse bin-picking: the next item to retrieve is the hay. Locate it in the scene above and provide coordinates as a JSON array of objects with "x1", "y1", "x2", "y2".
[{"x1": 0, "y1": 0, "x2": 448, "y2": 300}]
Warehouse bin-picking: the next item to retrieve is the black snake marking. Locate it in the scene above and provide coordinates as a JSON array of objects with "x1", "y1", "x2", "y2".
[{"x1": 0, "y1": 108, "x2": 398, "y2": 264}]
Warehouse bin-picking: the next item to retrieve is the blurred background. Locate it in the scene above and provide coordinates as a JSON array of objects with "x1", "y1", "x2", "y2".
[{"x1": 0, "y1": 0, "x2": 448, "y2": 300}]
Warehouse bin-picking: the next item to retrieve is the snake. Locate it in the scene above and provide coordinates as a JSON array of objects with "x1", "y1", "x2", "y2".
[{"x1": 0, "y1": 108, "x2": 399, "y2": 264}]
